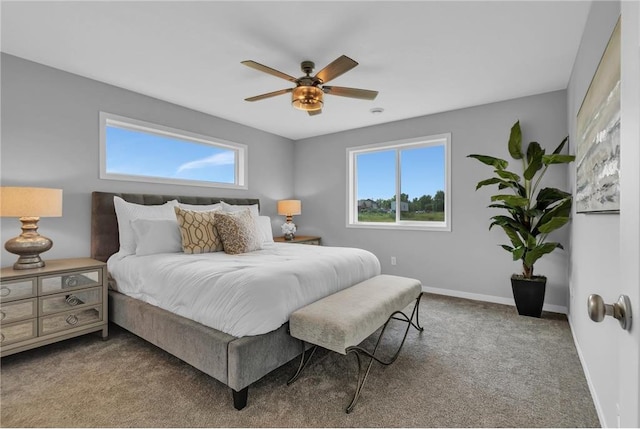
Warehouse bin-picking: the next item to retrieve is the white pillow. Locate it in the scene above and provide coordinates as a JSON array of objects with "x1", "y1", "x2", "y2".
[
  {"x1": 113, "y1": 197, "x2": 179, "y2": 256},
  {"x1": 178, "y1": 202, "x2": 223, "y2": 212},
  {"x1": 131, "y1": 219, "x2": 182, "y2": 256},
  {"x1": 257, "y1": 216, "x2": 274, "y2": 244},
  {"x1": 220, "y1": 201, "x2": 260, "y2": 218}
]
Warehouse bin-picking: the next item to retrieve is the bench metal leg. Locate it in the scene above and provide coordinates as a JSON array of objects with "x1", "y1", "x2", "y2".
[
  {"x1": 344, "y1": 293, "x2": 424, "y2": 413},
  {"x1": 287, "y1": 341, "x2": 318, "y2": 385}
]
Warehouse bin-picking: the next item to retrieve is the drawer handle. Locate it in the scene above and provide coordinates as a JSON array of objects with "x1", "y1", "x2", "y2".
[
  {"x1": 63, "y1": 276, "x2": 79, "y2": 288},
  {"x1": 0, "y1": 333, "x2": 4, "y2": 343},
  {"x1": 65, "y1": 295, "x2": 81, "y2": 306},
  {"x1": 0, "y1": 287, "x2": 10, "y2": 297},
  {"x1": 65, "y1": 315, "x2": 79, "y2": 326},
  {"x1": 0, "y1": 310, "x2": 5, "y2": 321}
]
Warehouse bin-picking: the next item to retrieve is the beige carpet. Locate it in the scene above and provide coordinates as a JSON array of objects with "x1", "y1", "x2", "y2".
[{"x1": 0, "y1": 294, "x2": 599, "y2": 428}]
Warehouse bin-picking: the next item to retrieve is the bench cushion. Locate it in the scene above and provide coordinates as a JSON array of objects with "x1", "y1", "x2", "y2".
[{"x1": 289, "y1": 274, "x2": 422, "y2": 355}]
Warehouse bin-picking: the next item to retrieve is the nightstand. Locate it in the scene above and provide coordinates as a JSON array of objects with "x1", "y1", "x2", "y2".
[
  {"x1": 274, "y1": 235, "x2": 322, "y2": 245},
  {"x1": 0, "y1": 258, "x2": 108, "y2": 357}
]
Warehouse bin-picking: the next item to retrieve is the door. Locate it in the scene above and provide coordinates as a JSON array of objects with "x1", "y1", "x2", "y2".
[{"x1": 618, "y1": 2, "x2": 639, "y2": 426}]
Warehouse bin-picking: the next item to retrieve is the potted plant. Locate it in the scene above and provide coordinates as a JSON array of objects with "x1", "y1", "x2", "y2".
[{"x1": 468, "y1": 120, "x2": 575, "y2": 317}]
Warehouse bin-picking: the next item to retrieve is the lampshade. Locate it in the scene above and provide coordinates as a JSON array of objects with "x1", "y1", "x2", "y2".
[
  {"x1": 1, "y1": 187, "x2": 63, "y2": 270},
  {"x1": 291, "y1": 86, "x2": 323, "y2": 111},
  {"x1": 277, "y1": 200, "x2": 301, "y2": 216},
  {"x1": 1, "y1": 187, "x2": 63, "y2": 218}
]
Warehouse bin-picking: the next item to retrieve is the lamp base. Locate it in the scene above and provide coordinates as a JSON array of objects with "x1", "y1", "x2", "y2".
[
  {"x1": 12, "y1": 254, "x2": 46, "y2": 270},
  {"x1": 4, "y1": 217, "x2": 53, "y2": 270}
]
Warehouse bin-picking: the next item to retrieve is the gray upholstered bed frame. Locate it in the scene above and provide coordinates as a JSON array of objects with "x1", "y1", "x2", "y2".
[{"x1": 90, "y1": 191, "x2": 302, "y2": 410}]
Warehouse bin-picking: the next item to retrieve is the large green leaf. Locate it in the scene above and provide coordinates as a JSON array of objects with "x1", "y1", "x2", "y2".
[
  {"x1": 524, "y1": 208, "x2": 543, "y2": 218},
  {"x1": 488, "y1": 203, "x2": 524, "y2": 214},
  {"x1": 475, "y1": 178, "x2": 504, "y2": 190},
  {"x1": 508, "y1": 121, "x2": 523, "y2": 160},
  {"x1": 525, "y1": 233, "x2": 537, "y2": 249},
  {"x1": 542, "y1": 154, "x2": 576, "y2": 165},
  {"x1": 538, "y1": 216, "x2": 570, "y2": 234},
  {"x1": 491, "y1": 194, "x2": 530, "y2": 207},
  {"x1": 523, "y1": 142, "x2": 544, "y2": 180},
  {"x1": 500, "y1": 245, "x2": 514, "y2": 253},
  {"x1": 524, "y1": 242, "x2": 563, "y2": 267},
  {"x1": 490, "y1": 215, "x2": 528, "y2": 236},
  {"x1": 495, "y1": 169, "x2": 521, "y2": 182},
  {"x1": 552, "y1": 136, "x2": 569, "y2": 154},
  {"x1": 487, "y1": 203, "x2": 512, "y2": 209},
  {"x1": 535, "y1": 187, "x2": 572, "y2": 211},
  {"x1": 468, "y1": 154, "x2": 508, "y2": 170},
  {"x1": 536, "y1": 199, "x2": 571, "y2": 232},
  {"x1": 512, "y1": 246, "x2": 526, "y2": 261},
  {"x1": 492, "y1": 215, "x2": 535, "y2": 245},
  {"x1": 496, "y1": 181, "x2": 527, "y2": 197},
  {"x1": 500, "y1": 225, "x2": 524, "y2": 249}
]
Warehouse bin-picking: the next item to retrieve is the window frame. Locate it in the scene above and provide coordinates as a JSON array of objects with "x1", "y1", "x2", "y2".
[
  {"x1": 99, "y1": 112, "x2": 248, "y2": 189},
  {"x1": 347, "y1": 133, "x2": 452, "y2": 232}
]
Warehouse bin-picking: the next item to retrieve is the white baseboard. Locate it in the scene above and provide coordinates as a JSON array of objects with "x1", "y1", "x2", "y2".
[
  {"x1": 567, "y1": 318, "x2": 605, "y2": 427},
  {"x1": 421, "y1": 285, "x2": 568, "y2": 314}
]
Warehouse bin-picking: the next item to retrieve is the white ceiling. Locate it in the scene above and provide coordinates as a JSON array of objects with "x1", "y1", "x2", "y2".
[{"x1": 1, "y1": 1, "x2": 591, "y2": 141}]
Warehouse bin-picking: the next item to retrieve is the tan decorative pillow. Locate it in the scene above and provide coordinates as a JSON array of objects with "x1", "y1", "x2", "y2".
[
  {"x1": 215, "y1": 209, "x2": 262, "y2": 255},
  {"x1": 174, "y1": 207, "x2": 223, "y2": 254}
]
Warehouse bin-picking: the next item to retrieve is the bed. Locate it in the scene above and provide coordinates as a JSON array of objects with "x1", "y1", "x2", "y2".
[{"x1": 90, "y1": 191, "x2": 380, "y2": 410}]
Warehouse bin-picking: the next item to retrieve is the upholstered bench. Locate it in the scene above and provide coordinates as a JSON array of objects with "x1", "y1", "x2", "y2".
[{"x1": 287, "y1": 274, "x2": 424, "y2": 413}]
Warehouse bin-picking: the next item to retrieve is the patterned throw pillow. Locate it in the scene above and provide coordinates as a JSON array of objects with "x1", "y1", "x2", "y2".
[
  {"x1": 215, "y1": 209, "x2": 262, "y2": 255},
  {"x1": 174, "y1": 207, "x2": 223, "y2": 254}
]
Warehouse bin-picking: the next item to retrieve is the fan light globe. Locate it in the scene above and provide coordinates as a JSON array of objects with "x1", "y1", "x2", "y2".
[{"x1": 292, "y1": 86, "x2": 323, "y2": 111}]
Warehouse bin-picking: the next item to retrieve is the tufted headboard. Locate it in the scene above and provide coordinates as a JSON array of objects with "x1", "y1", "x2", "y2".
[{"x1": 91, "y1": 191, "x2": 260, "y2": 262}]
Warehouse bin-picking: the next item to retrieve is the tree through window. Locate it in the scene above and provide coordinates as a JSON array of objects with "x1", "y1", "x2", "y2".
[{"x1": 347, "y1": 134, "x2": 451, "y2": 231}]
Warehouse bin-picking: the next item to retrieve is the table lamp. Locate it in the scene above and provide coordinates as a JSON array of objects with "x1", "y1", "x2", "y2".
[
  {"x1": 1, "y1": 187, "x2": 63, "y2": 269},
  {"x1": 277, "y1": 199, "x2": 301, "y2": 240}
]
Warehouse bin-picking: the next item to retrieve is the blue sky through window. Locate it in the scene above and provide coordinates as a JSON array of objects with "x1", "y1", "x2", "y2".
[
  {"x1": 356, "y1": 145, "x2": 445, "y2": 200},
  {"x1": 105, "y1": 126, "x2": 235, "y2": 183}
]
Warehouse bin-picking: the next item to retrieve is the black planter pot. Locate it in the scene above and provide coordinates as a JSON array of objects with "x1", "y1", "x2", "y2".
[{"x1": 511, "y1": 275, "x2": 547, "y2": 318}]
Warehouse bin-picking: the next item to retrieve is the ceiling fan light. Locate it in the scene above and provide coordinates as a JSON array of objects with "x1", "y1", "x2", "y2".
[{"x1": 292, "y1": 86, "x2": 323, "y2": 111}]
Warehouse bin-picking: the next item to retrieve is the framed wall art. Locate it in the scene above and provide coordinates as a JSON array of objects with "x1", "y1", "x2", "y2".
[{"x1": 575, "y1": 17, "x2": 621, "y2": 213}]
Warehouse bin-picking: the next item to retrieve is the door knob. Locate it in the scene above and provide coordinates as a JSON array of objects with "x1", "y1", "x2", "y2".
[{"x1": 587, "y1": 294, "x2": 632, "y2": 331}]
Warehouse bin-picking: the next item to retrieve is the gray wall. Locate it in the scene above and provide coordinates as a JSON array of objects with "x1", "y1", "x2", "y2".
[
  {"x1": 566, "y1": 2, "x2": 621, "y2": 427},
  {"x1": 294, "y1": 90, "x2": 571, "y2": 310},
  {"x1": 0, "y1": 54, "x2": 295, "y2": 265},
  {"x1": 0, "y1": 54, "x2": 573, "y2": 311}
]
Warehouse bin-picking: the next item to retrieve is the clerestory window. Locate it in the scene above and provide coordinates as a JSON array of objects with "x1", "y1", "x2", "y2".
[{"x1": 99, "y1": 112, "x2": 247, "y2": 189}]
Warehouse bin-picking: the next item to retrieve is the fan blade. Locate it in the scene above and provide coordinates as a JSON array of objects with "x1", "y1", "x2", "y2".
[
  {"x1": 323, "y1": 86, "x2": 378, "y2": 100},
  {"x1": 241, "y1": 60, "x2": 298, "y2": 82},
  {"x1": 308, "y1": 109, "x2": 322, "y2": 116},
  {"x1": 314, "y1": 55, "x2": 358, "y2": 84},
  {"x1": 245, "y1": 88, "x2": 292, "y2": 102}
]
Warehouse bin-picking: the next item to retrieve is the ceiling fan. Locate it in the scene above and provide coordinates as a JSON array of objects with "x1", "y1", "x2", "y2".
[{"x1": 242, "y1": 55, "x2": 378, "y2": 116}]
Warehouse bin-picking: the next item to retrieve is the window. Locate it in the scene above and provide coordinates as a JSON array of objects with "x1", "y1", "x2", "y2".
[
  {"x1": 99, "y1": 112, "x2": 247, "y2": 189},
  {"x1": 347, "y1": 133, "x2": 451, "y2": 231}
]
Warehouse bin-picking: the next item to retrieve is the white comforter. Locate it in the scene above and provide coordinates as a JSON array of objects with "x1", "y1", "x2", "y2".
[{"x1": 108, "y1": 243, "x2": 381, "y2": 337}]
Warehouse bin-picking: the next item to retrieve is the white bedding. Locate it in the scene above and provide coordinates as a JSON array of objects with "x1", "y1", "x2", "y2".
[{"x1": 107, "y1": 243, "x2": 381, "y2": 337}]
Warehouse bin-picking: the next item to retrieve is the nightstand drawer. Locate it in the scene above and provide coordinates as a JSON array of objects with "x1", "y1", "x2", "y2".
[
  {"x1": 39, "y1": 287, "x2": 102, "y2": 316},
  {"x1": 39, "y1": 269, "x2": 102, "y2": 295},
  {"x1": 1, "y1": 298, "x2": 37, "y2": 323},
  {"x1": 40, "y1": 306, "x2": 102, "y2": 335},
  {"x1": 0, "y1": 278, "x2": 37, "y2": 303},
  {"x1": 1, "y1": 319, "x2": 37, "y2": 345}
]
